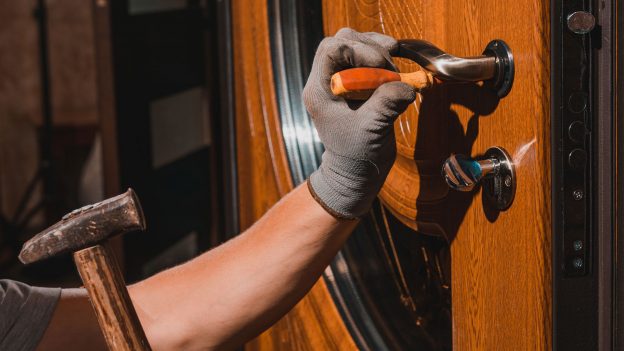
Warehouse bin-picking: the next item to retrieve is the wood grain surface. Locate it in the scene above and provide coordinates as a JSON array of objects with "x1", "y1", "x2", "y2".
[
  {"x1": 74, "y1": 244, "x2": 151, "y2": 351},
  {"x1": 325, "y1": 0, "x2": 552, "y2": 350},
  {"x1": 231, "y1": 0, "x2": 357, "y2": 350}
]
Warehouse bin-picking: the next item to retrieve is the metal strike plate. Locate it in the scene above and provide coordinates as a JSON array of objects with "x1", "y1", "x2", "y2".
[{"x1": 482, "y1": 146, "x2": 516, "y2": 211}]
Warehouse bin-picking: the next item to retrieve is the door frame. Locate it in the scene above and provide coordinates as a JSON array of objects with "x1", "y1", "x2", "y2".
[{"x1": 552, "y1": 0, "x2": 616, "y2": 349}]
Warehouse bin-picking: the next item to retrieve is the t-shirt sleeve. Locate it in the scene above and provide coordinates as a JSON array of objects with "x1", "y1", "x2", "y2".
[{"x1": 0, "y1": 279, "x2": 61, "y2": 351}]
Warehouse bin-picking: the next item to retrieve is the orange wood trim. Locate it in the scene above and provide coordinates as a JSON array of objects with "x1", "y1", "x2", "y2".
[
  {"x1": 231, "y1": 0, "x2": 357, "y2": 350},
  {"x1": 233, "y1": 0, "x2": 293, "y2": 201}
]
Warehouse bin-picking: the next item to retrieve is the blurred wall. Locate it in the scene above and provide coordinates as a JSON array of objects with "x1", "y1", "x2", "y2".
[
  {"x1": 0, "y1": 0, "x2": 43, "y2": 221},
  {"x1": 0, "y1": 0, "x2": 98, "y2": 223},
  {"x1": 47, "y1": 0, "x2": 98, "y2": 126}
]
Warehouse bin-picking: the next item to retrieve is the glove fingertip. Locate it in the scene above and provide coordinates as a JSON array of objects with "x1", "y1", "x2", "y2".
[
  {"x1": 361, "y1": 81, "x2": 416, "y2": 121},
  {"x1": 363, "y1": 32, "x2": 399, "y2": 53},
  {"x1": 335, "y1": 27, "x2": 357, "y2": 38},
  {"x1": 376, "y1": 81, "x2": 417, "y2": 104}
]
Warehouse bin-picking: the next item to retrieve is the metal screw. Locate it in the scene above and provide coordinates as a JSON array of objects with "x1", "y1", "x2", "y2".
[
  {"x1": 572, "y1": 257, "x2": 584, "y2": 269},
  {"x1": 573, "y1": 240, "x2": 583, "y2": 251},
  {"x1": 567, "y1": 11, "x2": 596, "y2": 34},
  {"x1": 572, "y1": 189, "x2": 584, "y2": 200},
  {"x1": 504, "y1": 175, "x2": 512, "y2": 187}
]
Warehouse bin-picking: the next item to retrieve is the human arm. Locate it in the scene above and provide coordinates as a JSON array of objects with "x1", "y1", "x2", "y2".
[
  {"x1": 129, "y1": 183, "x2": 358, "y2": 350},
  {"x1": 36, "y1": 288, "x2": 107, "y2": 351},
  {"x1": 0, "y1": 280, "x2": 63, "y2": 351},
  {"x1": 34, "y1": 186, "x2": 355, "y2": 351},
  {"x1": 34, "y1": 28, "x2": 415, "y2": 351},
  {"x1": 127, "y1": 27, "x2": 415, "y2": 351}
]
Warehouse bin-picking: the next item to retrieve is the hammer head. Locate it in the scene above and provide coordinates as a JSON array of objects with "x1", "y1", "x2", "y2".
[{"x1": 19, "y1": 188, "x2": 146, "y2": 264}]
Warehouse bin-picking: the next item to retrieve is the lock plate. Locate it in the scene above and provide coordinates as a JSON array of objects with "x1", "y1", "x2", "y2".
[{"x1": 482, "y1": 146, "x2": 516, "y2": 211}]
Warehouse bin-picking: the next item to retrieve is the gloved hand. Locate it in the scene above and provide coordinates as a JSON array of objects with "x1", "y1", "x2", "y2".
[{"x1": 303, "y1": 28, "x2": 416, "y2": 219}]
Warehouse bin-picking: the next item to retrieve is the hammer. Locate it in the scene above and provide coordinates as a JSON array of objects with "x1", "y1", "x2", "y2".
[{"x1": 19, "y1": 189, "x2": 151, "y2": 351}]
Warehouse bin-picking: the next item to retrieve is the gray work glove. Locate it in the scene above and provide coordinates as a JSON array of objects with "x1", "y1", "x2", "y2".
[{"x1": 303, "y1": 28, "x2": 416, "y2": 219}]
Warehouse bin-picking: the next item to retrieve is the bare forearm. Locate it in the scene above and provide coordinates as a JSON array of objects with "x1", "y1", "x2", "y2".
[
  {"x1": 36, "y1": 289, "x2": 107, "y2": 351},
  {"x1": 129, "y1": 183, "x2": 357, "y2": 350}
]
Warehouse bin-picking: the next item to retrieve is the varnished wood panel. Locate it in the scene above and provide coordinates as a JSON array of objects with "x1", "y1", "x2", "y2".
[
  {"x1": 231, "y1": 0, "x2": 357, "y2": 349},
  {"x1": 325, "y1": 1, "x2": 552, "y2": 350}
]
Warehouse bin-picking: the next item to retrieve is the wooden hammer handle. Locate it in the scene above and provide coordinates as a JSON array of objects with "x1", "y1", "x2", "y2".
[
  {"x1": 330, "y1": 67, "x2": 435, "y2": 100},
  {"x1": 74, "y1": 244, "x2": 151, "y2": 351}
]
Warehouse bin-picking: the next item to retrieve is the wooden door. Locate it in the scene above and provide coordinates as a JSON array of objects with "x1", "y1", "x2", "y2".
[
  {"x1": 322, "y1": 1, "x2": 552, "y2": 349},
  {"x1": 231, "y1": 0, "x2": 551, "y2": 350}
]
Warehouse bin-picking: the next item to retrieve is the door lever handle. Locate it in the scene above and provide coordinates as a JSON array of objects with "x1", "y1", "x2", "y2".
[
  {"x1": 442, "y1": 146, "x2": 516, "y2": 210},
  {"x1": 396, "y1": 39, "x2": 506, "y2": 83},
  {"x1": 331, "y1": 39, "x2": 514, "y2": 99}
]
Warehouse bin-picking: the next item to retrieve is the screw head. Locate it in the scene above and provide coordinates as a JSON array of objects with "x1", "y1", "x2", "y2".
[
  {"x1": 504, "y1": 175, "x2": 513, "y2": 187},
  {"x1": 567, "y1": 11, "x2": 596, "y2": 34},
  {"x1": 572, "y1": 257, "x2": 584, "y2": 269},
  {"x1": 573, "y1": 240, "x2": 583, "y2": 251},
  {"x1": 572, "y1": 189, "x2": 584, "y2": 200}
]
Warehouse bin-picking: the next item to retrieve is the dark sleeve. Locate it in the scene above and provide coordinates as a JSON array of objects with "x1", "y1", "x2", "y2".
[{"x1": 0, "y1": 279, "x2": 61, "y2": 351}]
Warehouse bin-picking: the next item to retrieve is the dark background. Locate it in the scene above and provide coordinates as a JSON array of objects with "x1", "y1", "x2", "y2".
[{"x1": 0, "y1": 0, "x2": 223, "y2": 286}]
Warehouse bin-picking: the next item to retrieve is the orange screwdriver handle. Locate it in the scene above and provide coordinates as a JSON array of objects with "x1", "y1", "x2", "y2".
[{"x1": 330, "y1": 67, "x2": 435, "y2": 100}]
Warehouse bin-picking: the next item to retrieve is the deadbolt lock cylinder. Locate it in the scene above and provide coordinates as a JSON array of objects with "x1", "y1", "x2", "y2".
[{"x1": 442, "y1": 146, "x2": 516, "y2": 210}]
